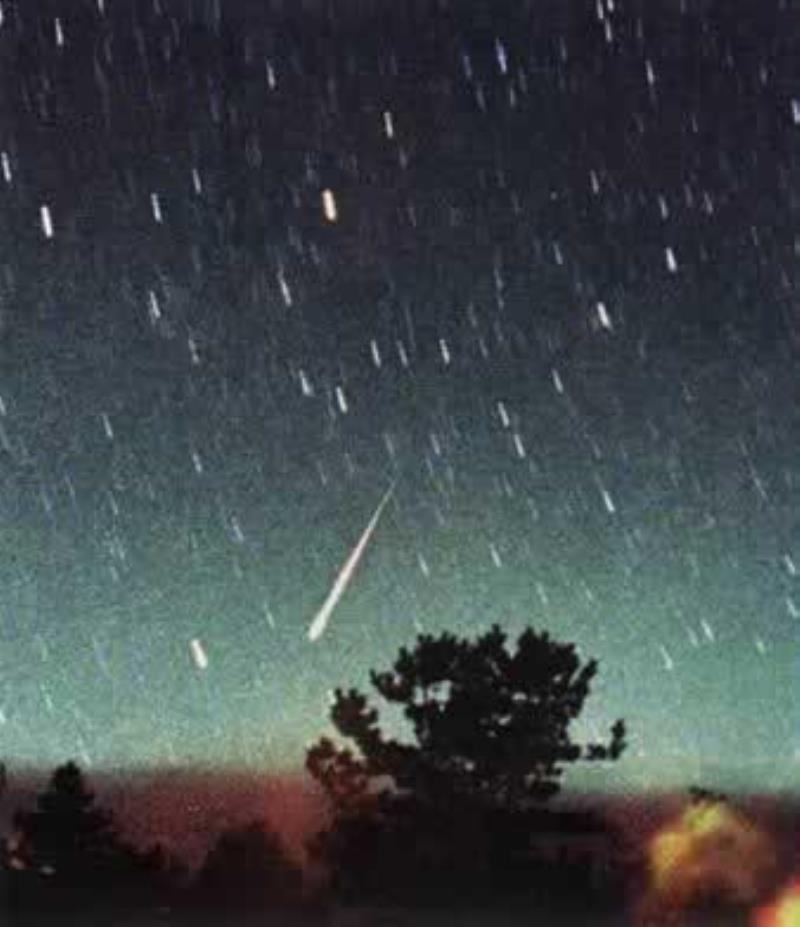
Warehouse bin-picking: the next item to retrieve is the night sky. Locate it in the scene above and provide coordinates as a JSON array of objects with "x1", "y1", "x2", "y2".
[{"x1": 0, "y1": 0, "x2": 797, "y2": 795}]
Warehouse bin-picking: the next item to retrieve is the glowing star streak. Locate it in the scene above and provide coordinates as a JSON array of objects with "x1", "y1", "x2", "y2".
[
  {"x1": 321, "y1": 188, "x2": 338, "y2": 222},
  {"x1": 307, "y1": 482, "x2": 395, "y2": 643},
  {"x1": 190, "y1": 638, "x2": 209, "y2": 670}
]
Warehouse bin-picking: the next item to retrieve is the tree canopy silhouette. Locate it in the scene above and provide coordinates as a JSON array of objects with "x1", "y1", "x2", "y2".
[
  {"x1": 306, "y1": 624, "x2": 626, "y2": 903},
  {"x1": 309, "y1": 624, "x2": 625, "y2": 810},
  {"x1": 13, "y1": 762, "x2": 123, "y2": 875},
  {"x1": 9, "y1": 761, "x2": 158, "y2": 912},
  {"x1": 193, "y1": 819, "x2": 302, "y2": 910}
]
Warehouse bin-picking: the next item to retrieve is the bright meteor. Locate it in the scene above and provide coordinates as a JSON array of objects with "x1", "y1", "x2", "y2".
[{"x1": 307, "y1": 482, "x2": 396, "y2": 643}]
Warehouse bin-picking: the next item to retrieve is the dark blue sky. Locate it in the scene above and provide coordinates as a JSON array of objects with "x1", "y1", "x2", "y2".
[{"x1": 0, "y1": 0, "x2": 796, "y2": 793}]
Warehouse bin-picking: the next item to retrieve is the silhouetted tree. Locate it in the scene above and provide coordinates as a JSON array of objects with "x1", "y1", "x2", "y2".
[
  {"x1": 13, "y1": 762, "x2": 120, "y2": 868},
  {"x1": 9, "y1": 761, "x2": 158, "y2": 914},
  {"x1": 306, "y1": 624, "x2": 626, "y2": 905},
  {"x1": 193, "y1": 820, "x2": 302, "y2": 911},
  {"x1": 689, "y1": 785, "x2": 728, "y2": 805},
  {"x1": 129, "y1": 841, "x2": 190, "y2": 911}
]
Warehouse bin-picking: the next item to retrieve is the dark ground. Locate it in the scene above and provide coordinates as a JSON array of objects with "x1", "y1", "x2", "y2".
[{"x1": 7, "y1": 906, "x2": 757, "y2": 927}]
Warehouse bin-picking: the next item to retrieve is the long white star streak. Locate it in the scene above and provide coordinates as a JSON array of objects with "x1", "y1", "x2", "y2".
[{"x1": 307, "y1": 482, "x2": 396, "y2": 643}]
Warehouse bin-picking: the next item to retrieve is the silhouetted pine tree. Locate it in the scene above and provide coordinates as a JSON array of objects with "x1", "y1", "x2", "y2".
[
  {"x1": 307, "y1": 624, "x2": 626, "y2": 906},
  {"x1": 10, "y1": 761, "x2": 158, "y2": 913}
]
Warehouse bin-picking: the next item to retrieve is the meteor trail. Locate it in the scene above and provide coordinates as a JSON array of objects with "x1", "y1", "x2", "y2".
[{"x1": 307, "y1": 482, "x2": 395, "y2": 643}]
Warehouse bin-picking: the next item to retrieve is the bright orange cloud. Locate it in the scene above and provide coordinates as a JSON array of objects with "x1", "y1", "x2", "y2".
[
  {"x1": 639, "y1": 798, "x2": 776, "y2": 922},
  {"x1": 753, "y1": 880, "x2": 800, "y2": 927}
]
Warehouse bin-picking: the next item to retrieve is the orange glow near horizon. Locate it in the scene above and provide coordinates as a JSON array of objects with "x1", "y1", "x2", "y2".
[
  {"x1": 753, "y1": 880, "x2": 800, "y2": 927},
  {"x1": 644, "y1": 799, "x2": 776, "y2": 915}
]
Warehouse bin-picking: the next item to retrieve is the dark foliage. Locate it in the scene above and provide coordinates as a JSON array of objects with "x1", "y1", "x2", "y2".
[
  {"x1": 192, "y1": 819, "x2": 303, "y2": 910},
  {"x1": 6, "y1": 761, "x2": 180, "y2": 916},
  {"x1": 306, "y1": 624, "x2": 627, "y2": 907}
]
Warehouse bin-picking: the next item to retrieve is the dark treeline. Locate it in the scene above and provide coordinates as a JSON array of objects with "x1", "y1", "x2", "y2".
[
  {"x1": 1, "y1": 758, "x2": 307, "y2": 924},
  {"x1": 1, "y1": 624, "x2": 733, "y2": 926}
]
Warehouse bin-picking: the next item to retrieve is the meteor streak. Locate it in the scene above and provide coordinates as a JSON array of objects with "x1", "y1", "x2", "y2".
[{"x1": 307, "y1": 482, "x2": 396, "y2": 642}]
